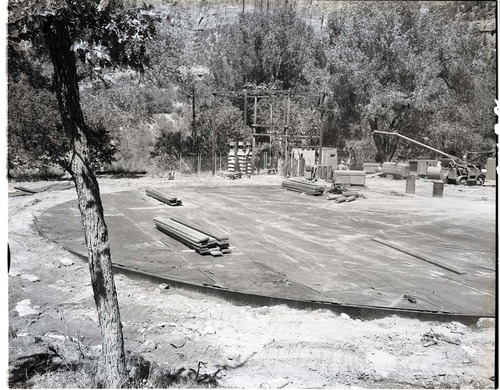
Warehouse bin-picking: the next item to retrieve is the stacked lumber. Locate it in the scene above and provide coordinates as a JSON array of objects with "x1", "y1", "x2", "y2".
[
  {"x1": 154, "y1": 217, "x2": 231, "y2": 256},
  {"x1": 146, "y1": 188, "x2": 182, "y2": 206},
  {"x1": 282, "y1": 179, "x2": 325, "y2": 196}
]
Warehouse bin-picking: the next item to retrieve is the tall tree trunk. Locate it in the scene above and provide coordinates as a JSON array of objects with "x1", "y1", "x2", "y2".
[{"x1": 42, "y1": 18, "x2": 127, "y2": 388}]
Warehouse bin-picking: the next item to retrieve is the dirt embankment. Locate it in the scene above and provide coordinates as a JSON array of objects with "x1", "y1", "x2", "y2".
[{"x1": 8, "y1": 176, "x2": 496, "y2": 388}]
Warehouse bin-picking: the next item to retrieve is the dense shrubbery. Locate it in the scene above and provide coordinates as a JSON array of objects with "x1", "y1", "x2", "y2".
[{"x1": 8, "y1": 2, "x2": 496, "y2": 177}]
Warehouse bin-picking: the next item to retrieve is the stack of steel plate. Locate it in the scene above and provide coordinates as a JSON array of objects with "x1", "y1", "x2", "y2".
[
  {"x1": 154, "y1": 218, "x2": 231, "y2": 256},
  {"x1": 282, "y1": 179, "x2": 325, "y2": 196},
  {"x1": 146, "y1": 188, "x2": 182, "y2": 206}
]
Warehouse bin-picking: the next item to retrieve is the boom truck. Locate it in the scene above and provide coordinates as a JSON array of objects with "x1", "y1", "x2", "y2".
[{"x1": 372, "y1": 130, "x2": 486, "y2": 186}]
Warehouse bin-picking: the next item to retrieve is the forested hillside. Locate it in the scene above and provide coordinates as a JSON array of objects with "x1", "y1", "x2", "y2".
[{"x1": 8, "y1": 0, "x2": 496, "y2": 177}]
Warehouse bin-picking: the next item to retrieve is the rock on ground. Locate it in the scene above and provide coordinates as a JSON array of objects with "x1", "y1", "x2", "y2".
[
  {"x1": 15, "y1": 300, "x2": 40, "y2": 317},
  {"x1": 59, "y1": 258, "x2": 74, "y2": 267},
  {"x1": 20, "y1": 274, "x2": 40, "y2": 282}
]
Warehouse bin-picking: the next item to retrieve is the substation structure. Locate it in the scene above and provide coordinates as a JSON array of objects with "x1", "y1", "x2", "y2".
[{"x1": 213, "y1": 89, "x2": 336, "y2": 178}]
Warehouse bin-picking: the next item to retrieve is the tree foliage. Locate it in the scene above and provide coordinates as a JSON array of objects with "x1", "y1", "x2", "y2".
[
  {"x1": 6, "y1": 0, "x2": 157, "y2": 176},
  {"x1": 195, "y1": 101, "x2": 244, "y2": 155},
  {"x1": 8, "y1": 68, "x2": 117, "y2": 175},
  {"x1": 209, "y1": 8, "x2": 317, "y2": 90},
  {"x1": 8, "y1": 1, "x2": 495, "y2": 171},
  {"x1": 8, "y1": 1, "x2": 159, "y2": 388},
  {"x1": 323, "y1": 1, "x2": 494, "y2": 161}
]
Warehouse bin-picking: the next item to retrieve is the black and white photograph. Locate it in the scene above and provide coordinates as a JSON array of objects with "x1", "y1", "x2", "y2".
[{"x1": 5, "y1": 0, "x2": 497, "y2": 388}]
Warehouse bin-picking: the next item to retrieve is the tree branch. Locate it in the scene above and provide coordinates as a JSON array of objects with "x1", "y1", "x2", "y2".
[{"x1": 437, "y1": 73, "x2": 456, "y2": 91}]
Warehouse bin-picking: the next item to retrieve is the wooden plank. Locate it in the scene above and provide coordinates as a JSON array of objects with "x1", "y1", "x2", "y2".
[
  {"x1": 170, "y1": 218, "x2": 229, "y2": 242},
  {"x1": 146, "y1": 188, "x2": 177, "y2": 203},
  {"x1": 372, "y1": 238, "x2": 467, "y2": 275},
  {"x1": 14, "y1": 182, "x2": 75, "y2": 193},
  {"x1": 282, "y1": 179, "x2": 325, "y2": 196},
  {"x1": 154, "y1": 218, "x2": 211, "y2": 244}
]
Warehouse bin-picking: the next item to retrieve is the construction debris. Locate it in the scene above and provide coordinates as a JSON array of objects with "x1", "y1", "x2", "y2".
[
  {"x1": 421, "y1": 329, "x2": 460, "y2": 347},
  {"x1": 335, "y1": 196, "x2": 347, "y2": 203},
  {"x1": 146, "y1": 188, "x2": 182, "y2": 206},
  {"x1": 403, "y1": 294, "x2": 417, "y2": 304},
  {"x1": 218, "y1": 171, "x2": 242, "y2": 180},
  {"x1": 326, "y1": 193, "x2": 344, "y2": 200},
  {"x1": 342, "y1": 191, "x2": 366, "y2": 199},
  {"x1": 282, "y1": 179, "x2": 324, "y2": 195},
  {"x1": 154, "y1": 218, "x2": 230, "y2": 256}
]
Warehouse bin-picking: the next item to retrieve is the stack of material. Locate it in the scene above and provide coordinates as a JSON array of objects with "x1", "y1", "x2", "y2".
[
  {"x1": 218, "y1": 171, "x2": 242, "y2": 179},
  {"x1": 326, "y1": 190, "x2": 365, "y2": 202},
  {"x1": 282, "y1": 179, "x2": 325, "y2": 196},
  {"x1": 333, "y1": 170, "x2": 366, "y2": 186},
  {"x1": 362, "y1": 163, "x2": 381, "y2": 174},
  {"x1": 146, "y1": 188, "x2": 182, "y2": 206},
  {"x1": 381, "y1": 162, "x2": 411, "y2": 179},
  {"x1": 154, "y1": 217, "x2": 231, "y2": 256}
]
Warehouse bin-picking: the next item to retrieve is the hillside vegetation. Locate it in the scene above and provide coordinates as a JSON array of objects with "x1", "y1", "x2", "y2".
[{"x1": 8, "y1": 0, "x2": 496, "y2": 177}]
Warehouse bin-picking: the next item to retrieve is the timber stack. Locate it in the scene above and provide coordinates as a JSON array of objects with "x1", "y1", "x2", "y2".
[
  {"x1": 146, "y1": 188, "x2": 183, "y2": 206},
  {"x1": 282, "y1": 178, "x2": 325, "y2": 195},
  {"x1": 154, "y1": 217, "x2": 231, "y2": 256}
]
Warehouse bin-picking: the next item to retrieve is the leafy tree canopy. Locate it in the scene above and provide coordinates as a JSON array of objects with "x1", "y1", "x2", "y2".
[
  {"x1": 209, "y1": 8, "x2": 318, "y2": 90},
  {"x1": 324, "y1": 1, "x2": 494, "y2": 161}
]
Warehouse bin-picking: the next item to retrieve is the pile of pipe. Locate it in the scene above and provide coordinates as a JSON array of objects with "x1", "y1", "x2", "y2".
[
  {"x1": 282, "y1": 179, "x2": 325, "y2": 196},
  {"x1": 326, "y1": 190, "x2": 366, "y2": 203},
  {"x1": 154, "y1": 217, "x2": 231, "y2": 256},
  {"x1": 146, "y1": 188, "x2": 182, "y2": 206}
]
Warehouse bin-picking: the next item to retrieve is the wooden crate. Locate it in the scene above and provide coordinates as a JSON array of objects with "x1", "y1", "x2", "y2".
[
  {"x1": 362, "y1": 163, "x2": 381, "y2": 173},
  {"x1": 381, "y1": 162, "x2": 411, "y2": 178},
  {"x1": 333, "y1": 170, "x2": 366, "y2": 186}
]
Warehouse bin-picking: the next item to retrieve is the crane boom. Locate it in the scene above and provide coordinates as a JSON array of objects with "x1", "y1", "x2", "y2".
[{"x1": 372, "y1": 131, "x2": 464, "y2": 163}]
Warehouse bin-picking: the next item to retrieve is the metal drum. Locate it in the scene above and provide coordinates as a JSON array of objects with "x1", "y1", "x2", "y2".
[
  {"x1": 432, "y1": 181, "x2": 444, "y2": 198},
  {"x1": 405, "y1": 177, "x2": 416, "y2": 194},
  {"x1": 427, "y1": 166, "x2": 444, "y2": 180}
]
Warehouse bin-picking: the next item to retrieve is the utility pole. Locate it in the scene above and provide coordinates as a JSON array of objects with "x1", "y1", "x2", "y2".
[
  {"x1": 192, "y1": 84, "x2": 197, "y2": 173},
  {"x1": 318, "y1": 92, "x2": 326, "y2": 166},
  {"x1": 211, "y1": 126, "x2": 216, "y2": 175}
]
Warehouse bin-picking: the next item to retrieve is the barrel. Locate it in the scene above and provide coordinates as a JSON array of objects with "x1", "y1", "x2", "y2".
[
  {"x1": 405, "y1": 177, "x2": 416, "y2": 194},
  {"x1": 327, "y1": 165, "x2": 334, "y2": 179},
  {"x1": 432, "y1": 181, "x2": 444, "y2": 198},
  {"x1": 427, "y1": 166, "x2": 444, "y2": 180},
  {"x1": 298, "y1": 158, "x2": 305, "y2": 176}
]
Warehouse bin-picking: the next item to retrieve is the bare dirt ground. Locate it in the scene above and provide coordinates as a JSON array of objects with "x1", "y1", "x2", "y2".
[{"x1": 8, "y1": 174, "x2": 496, "y2": 388}]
